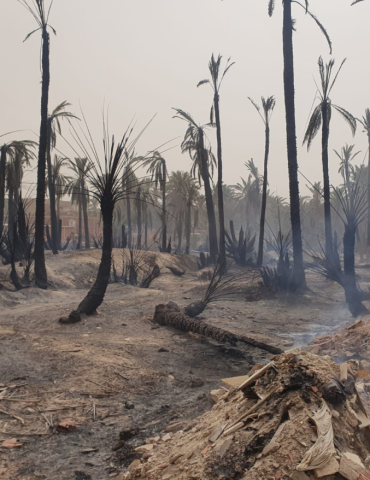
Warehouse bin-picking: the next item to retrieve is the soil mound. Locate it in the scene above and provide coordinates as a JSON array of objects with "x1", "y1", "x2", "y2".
[{"x1": 121, "y1": 350, "x2": 370, "y2": 480}]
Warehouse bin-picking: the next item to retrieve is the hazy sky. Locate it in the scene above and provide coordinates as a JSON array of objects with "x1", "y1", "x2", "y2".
[{"x1": 2, "y1": 0, "x2": 369, "y2": 198}]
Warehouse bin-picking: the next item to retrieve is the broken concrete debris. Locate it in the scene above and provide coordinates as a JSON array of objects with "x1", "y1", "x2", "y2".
[{"x1": 118, "y1": 349, "x2": 370, "y2": 479}]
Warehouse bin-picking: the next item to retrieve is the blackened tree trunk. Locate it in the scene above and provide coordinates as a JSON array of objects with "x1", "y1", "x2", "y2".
[
  {"x1": 161, "y1": 161, "x2": 167, "y2": 252},
  {"x1": 34, "y1": 28, "x2": 50, "y2": 289},
  {"x1": 199, "y1": 129, "x2": 218, "y2": 263},
  {"x1": 58, "y1": 218, "x2": 62, "y2": 249},
  {"x1": 177, "y1": 214, "x2": 183, "y2": 253},
  {"x1": 46, "y1": 124, "x2": 59, "y2": 255},
  {"x1": 77, "y1": 197, "x2": 82, "y2": 249},
  {"x1": 8, "y1": 188, "x2": 15, "y2": 243},
  {"x1": 343, "y1": 225, "x2": 367, "y2": 317},
  {"x1": 257, "y1": 123, "x2": 270, "y2": 267},
  {"x1": 0, "y1": 146, "x2": 6, "y2": 233},
  {"x1": 282, "y1": 0, "x2": 306, "y2": 288},
  {"x1": 214, "y1": 92, "x2": 226, "y2": 269},
  {"x1": 136, "y1": 187, "x2": 142, "y2": 249},
  {"x1": 321, "y1": 101, "x2": 333, "y2": 260},
  {"x1": 77, "y1": 202, "x2": 114, "y2": 315},
  {"x1": 145, "y1": 223, "x2": 148, "y2": 249},
  {"x1": 18, "y1": 196, "x2": 27, "y2": 254},
  {"x1": 185, "y1": 202, "x2": 191, "y2": 254},
  {"x1": 127, "y1": 196, "x2": 132, "y2": 248},
  {"x1": 81, "y1": 178, "x2": 90, "y2": 250}
]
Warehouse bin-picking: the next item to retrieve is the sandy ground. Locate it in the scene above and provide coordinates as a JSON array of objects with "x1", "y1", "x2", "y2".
[{"x1": 0, "y1": 249, "x2": 365, "y2": 479}]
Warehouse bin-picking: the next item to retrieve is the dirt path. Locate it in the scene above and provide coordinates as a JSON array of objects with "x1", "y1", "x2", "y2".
[{"x1": 0, "y1": 250, "x2": 363, "y2": 479}]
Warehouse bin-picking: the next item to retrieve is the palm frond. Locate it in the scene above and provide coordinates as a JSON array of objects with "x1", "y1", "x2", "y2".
[
  {"x1": 197, "y1": 79, "x2": 210, "y2": 88},
  {"x1": 292, "y1": 1, "x2": 332, "y2": 54},
  {"x1": 268, "y1": 0, "x2": 275, "y2": 16},
  {"x1": 332, "y1": 105, "x2": 357, "y2": 136},
  {"x1": 303, "y1": 104, "x2": 322, "y2": 150}
]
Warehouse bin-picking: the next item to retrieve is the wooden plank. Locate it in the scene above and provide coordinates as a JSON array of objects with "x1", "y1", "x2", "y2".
[
  {"x1": 238, "y1": 362, "x2": 274, "y2": 391},
  {"x1": 221, "y1": 375, "x2": 250, "y2": 388},
  {"x1": 340, "y1": 363, "x2": 348, "y2": 382}
]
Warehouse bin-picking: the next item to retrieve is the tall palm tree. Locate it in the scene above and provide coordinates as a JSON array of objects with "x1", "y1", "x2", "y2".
[
  {"x1": 173, "y1": 108, "x2": 218, "y2": 262},
  {"x1": 0, "y1": 140, "x2": 36, "y2": 233},
  {"x1": 144, "y1": 151, "x2": 168, "y2": 251},
  {"x1": 167, "y1": 171, "x2": 199, "y2": 254},
  {"x1": 335, "y1": 144, "x2": 360, "y2": 189},
  {"x1": 268, "y1": 0, "x2": 331, "y2": 288},
  {"x1": 50, "y1": 155, "x2": 70, "y2": 246},
  {"x1": 19, "y1": 0, "x2": 56, "y2": 289},
  {"x1": 248, "y1": 96, "x2": 276, "y2": 267},
  {"x1": 356, "y1": 109, "x2": 370, "y2": 246},
  {"x1": 65, "y1": 158, "x2": 91, "y2": 250},
  {"x1": 197, "y1": 54, "x2": 235, "y2": 268},
  {"x1": 47, "y1": 101, "x2": 78, "y2": 254},
  {"x1": 303, "y1": 57, "x2": 356, "y2": 260}
]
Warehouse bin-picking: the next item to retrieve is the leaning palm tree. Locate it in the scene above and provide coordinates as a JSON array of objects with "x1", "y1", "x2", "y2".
[
  {"x1": 47, "y1": 101, "x2": 78, "y2": 254},
  {"x1": 249, "y1": 96, "x2": 276, "y2": 267},
  {"x1": 65, "y1": 158, "x2": 91, "y2": 250},
  {"x1": 303, "y1": 57, "x2": 356, "y2": 261},
  {"x1": 143, "y1": 151, "x2": 168, "y2": 251},
  {"x1": 62, "y1": 119, "x2": 151, "y2": 320},
  {"x1": 268, "y1": 0, "x2": 331, "y2": 288},
  {"x1": 173, "y1": 108, "x2": 218, "y2": 262},
  {"x1": 197, "y1": 54, "x2": 235, "y2": 268},
  {"x1": 356, "y1": 109, "x2": 370, "y2": 246},
  {"x1": 0, "y1": 140, "x2": 36, "y2": 233},
  {"x1": 19, "y1": 0, "x2": 56, "y2": 289}
]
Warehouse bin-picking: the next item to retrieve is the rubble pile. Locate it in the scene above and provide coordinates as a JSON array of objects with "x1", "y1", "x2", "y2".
[
  {"x1": 121, "y1": 350, "x2": 370, "y2": 480},
  {"x1": 305, "y1": 317, "x2": 370, "y2": 366}
]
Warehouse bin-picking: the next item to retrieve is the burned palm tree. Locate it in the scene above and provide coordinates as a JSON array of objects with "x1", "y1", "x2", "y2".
[
  {"x1": 144, "y1": 151, "x2": 167, "y2": 252},
  {"x1": 268, "y1": 0, "x2": 331, "y2": 289},
  {"x1": 19, "y1": 0, "x2": 56, "y2": 289},
  {"x1": 46, "y1": 101, "x2": 78, "y2": 254},
  {"x1": 61, "y1": 117, "x2": 151, "y2": 322},
  {"x1": 197, "y1": 54, "x2": 235, "y2": 269},
  {"x1": 303, "y1": 57, "x2": 356, "y2": 261},
  {"x1": 173, "y1": 109, "x2": 218, "y2": 262},
  {"x1": 356, "y1": 110, "x2": 370, "y2": 246},
  {"x1": 333, "y1": 179, "x2": 369, "y2": 316},
  {"x1": 248, "y1": 96, "x2": 276, "y2": 267}
]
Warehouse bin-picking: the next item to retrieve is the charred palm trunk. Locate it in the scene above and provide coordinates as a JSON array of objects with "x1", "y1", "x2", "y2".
[
  {"x1": 77, "y1": 201, "x2": 114, "y2": 315},
  {"x1": 282, "y1": 0, "x2": 306, "y2": 288},
  {"x1": 145, "y1": 222, "x2": 148, "y2": 249},
  {"x1": 154, "y1": 302, "x2": 283, "y2": 354},
  {"x1": 136, "y1": 187, "x2": 142, "y2": 250},
  {"x1": 81, "y1": 178, "x2": 90, "y2": 250},
  {"x1": 0, "y1": 146, "x2": 6, "y2": 233},
  {"x1": 177, "y1": 213, "x2": 183, "y2": 253},
  {"x1": 199, "y1": 129, "x2": 218, "y2": 263},
  {"x1": 321, "y1": 101, "x2": 333, "y2": 260},
  {"x1": 214, "y1": 92, "x2": 226, "y2": 269},
  {"x1": 34, "y1": 28, "x2": 50, "y2": 289},
  {"x1": 257, "y1": 123, "x2": 270, "y2": 267},
  {"x1": 162, "y1": 161, "x2": 167, "y2": 252},
  {"x1": 46, "y1": 125, "x2": 58, "y2": 255},
  {"x1": 8, "y1": 188, "x2": 15, "y2": 245},
  {"x1": 185, "y1": 202, "x2": 191, "y2": 255},
  {"x1": 17, "y1": 196, "x2": 27, "y2": 255},
  {"x1": 343, "y1": 224, "x2": 367, "y2": 317},
  {"x1": 77, "y1": 197, "x2": 82, "y2": 249},
  {"x1": 127, "y1": 196, "x2": 132, "y2": 248}
]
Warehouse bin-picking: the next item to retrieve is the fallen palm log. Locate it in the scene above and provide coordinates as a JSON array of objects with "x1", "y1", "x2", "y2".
[{"x1": 153, "y1": 302, "x2": 283, "y2": 355}]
